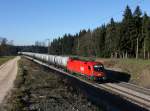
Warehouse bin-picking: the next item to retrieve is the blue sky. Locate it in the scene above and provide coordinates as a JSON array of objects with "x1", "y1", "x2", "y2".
[{"x1": 0, "y1": 0, "x2": 150, "y2": 45}]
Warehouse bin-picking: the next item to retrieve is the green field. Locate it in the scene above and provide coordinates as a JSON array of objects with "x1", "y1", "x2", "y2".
[{"x1": 0, "y1": 56, "x2": 15, "y2": 66}]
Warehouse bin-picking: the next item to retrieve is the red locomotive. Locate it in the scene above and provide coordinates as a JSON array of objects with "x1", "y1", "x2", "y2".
[{"x1": 67, "y1": 58, "x2": 106, "y2": 80}]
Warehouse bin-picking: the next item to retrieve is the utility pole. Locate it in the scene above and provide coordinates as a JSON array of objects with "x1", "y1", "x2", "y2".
[
  {"x1": 45, "y1": 39, "x2": 50, "y2": 54},
  {"x1": 77, "y1": 38, "x2": 79, "y2": 49},
  {"x1": 77, "y1": 38, "x2": 80, "y2": 53},
  {"x1": 136, "y1": 38, "x2": 139, "y2": 59},
  {"x1": 48, "y1": 41, "x2": 50, "y2": 54},
  {"x1": 61, "y1": 41, "x2": 63, "y2": 55}
]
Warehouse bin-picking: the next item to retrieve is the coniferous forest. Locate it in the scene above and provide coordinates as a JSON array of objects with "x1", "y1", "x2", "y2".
[{"x1": 49, "y1": 6, "x2": 150, "y2": 59}]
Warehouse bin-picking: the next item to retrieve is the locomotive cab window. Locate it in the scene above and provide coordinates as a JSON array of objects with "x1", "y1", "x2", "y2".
[
  {"x1": 88, "y1": 66, "x2": 91, "y2": 70},
  {"x1": 93, "y1": 65, "x2": 104, "y2": 72}
]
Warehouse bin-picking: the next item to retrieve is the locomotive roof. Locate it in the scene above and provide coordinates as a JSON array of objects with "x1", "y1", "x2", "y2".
[
  {"x1": 70, "y1": 56, "x2": 95, "y2": 62},
  {"x1": 70, "y1": 57, "x2": 103, "y2": 65}
]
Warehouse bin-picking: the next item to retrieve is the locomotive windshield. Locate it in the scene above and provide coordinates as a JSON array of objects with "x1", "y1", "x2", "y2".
[{"x1": 93, "y1": 65, "x2": 104, "y2": 72}]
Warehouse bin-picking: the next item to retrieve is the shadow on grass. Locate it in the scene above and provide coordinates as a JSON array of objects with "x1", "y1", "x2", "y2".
[{"x1": 105, "y1": 69, "x2": 131, "y2": 83}]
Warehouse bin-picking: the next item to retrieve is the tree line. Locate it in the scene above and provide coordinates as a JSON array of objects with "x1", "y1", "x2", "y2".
[
  {"x1": 0, "y1": 37, "x2": 16, "y2": 56},
  {"x1": 49, "y1": 5, "x2": 150, "y2": 59},
  {"x1": 0, "y1": 37, "x2": 48, "y2": 56}
]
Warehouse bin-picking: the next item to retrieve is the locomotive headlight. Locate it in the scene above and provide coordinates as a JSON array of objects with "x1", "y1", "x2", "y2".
[{"x1": 97, "y1": 73, "x2": 101, "y2": 76}]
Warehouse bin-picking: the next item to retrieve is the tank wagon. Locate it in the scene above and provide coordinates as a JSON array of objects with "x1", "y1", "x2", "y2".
[{"x1": 20, "y1": 52, "x2": 106, "y2": 80}]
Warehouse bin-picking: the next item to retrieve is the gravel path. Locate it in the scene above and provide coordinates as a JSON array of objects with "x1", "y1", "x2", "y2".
[{"x1": 0, "y1": 56, "x2": 20, "y2": 104}]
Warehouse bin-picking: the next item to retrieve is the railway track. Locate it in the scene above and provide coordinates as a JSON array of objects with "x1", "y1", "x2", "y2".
[
  {"x1": 97, "y1": 83, "x2": 150, "y2": 110},
  {"x1": 118, "y1": 82, "x2": 150, "y2": 95},
  {"x1": 24, "y1": 56, "x2": 150, "y2": 111}
]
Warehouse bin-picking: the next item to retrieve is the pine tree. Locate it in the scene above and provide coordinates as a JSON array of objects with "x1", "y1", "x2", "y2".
[
  {"x1": 142, "y1": 13, "x2": 149, "y2": 59},
  {"x1": 121, "y1": 5, "x2": 134, "y2": 58},
  {"x1": 133, "y1": 6, "x2": 142, "y2": 58},
  {"x1": 105, "y1": 18, "x2": 118, "y2": 57},
  {"x1": 145, "y1": 19, "x2": 150, "y2": 59}
]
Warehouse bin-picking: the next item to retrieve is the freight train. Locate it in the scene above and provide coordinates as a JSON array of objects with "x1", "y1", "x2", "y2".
[{"x1": 20, "y1": 52, "x2": 106, "y2": 80}]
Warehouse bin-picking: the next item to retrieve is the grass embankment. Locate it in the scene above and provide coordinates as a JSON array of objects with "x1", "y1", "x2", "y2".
[
  {"x1": 1, "y1": 57, "x2": 101, "y2": 111},
  {"x1": 97, "y1": 58, "x2": 150, "y2": 88},
  {"x1": 0, "y1": 56, "x2": 15, "y2": 66}
]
